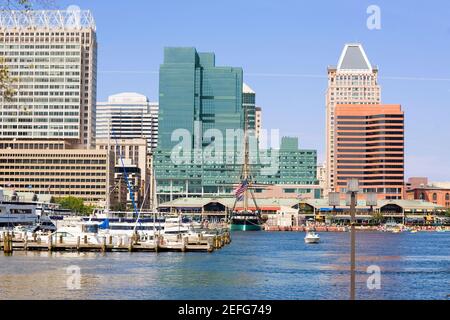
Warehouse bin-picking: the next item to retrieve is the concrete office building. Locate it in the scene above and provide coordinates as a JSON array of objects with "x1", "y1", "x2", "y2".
[
  {"x1": 242, "y1": 83, "x2": 257, "y2": 134},
  {"x1": 326, "y1": 44, "x2": 381, "y2": 194},
  {"x1": 0, "y1": 9, "x2": 97, "y2": 147},
  {"x1": 0, "y1": 140, "x2": 114, "y2": 205},
  {"x1": 96, "y1": 138, "x2": 150, "y2": 209},
  {"x1": 96, "y1": 93, "x2": 159, "y2": 152}
]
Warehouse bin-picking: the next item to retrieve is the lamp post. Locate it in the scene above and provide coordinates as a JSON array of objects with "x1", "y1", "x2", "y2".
[{"x1": 347, "y1": 178, "x2": 359, "y2": 300}]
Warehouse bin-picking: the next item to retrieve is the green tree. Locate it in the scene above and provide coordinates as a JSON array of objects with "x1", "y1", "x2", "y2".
[
  {"x1": 54, "y1": 196, "x2": 94, "y2": 216},
  {"x1": 111, "y1": 203, "x2": 126, "y2": 212},
  {"x1": 445, "y1": 209, "x2": 450, "y2": 218},
  {"x1": 0, "y1": 57, "x2": 17, "y2": 100},
  {"x1": 372, "y1": 211, "x2": 384, "y2": 225}
]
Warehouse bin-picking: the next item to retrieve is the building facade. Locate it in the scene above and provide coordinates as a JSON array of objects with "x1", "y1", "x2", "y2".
[
  {"x1": 243, "y1": 83, "x2": 256, "y2": 134},
  {"x1": 0, "y1": 9, "x2": 97, "y2": 147},
  {"x1": 96, "y1": 92, "x2": 158, "y2": 152},
  {"x1": 406, "y1": 177, "x2": 429, "y2": 191},
  {"x1": 317, "y1": 162, "x2": 327, "y2": 192},
  {"x1": 335, "y1": 104, "x2": 404, "y2": 199},
  {"x1": 256, "y1": 137, "x2": 318, "y2": 186},
  {"x1": 406, "y1": 187, "x2": 450, "y2": 208},
  {"x1": 0, "y1": 140, "x2": 114, "y2": 205},
  {"x1": 255, "y1": 106, "x2": 262, "y2": 143},
  {"x1": 326, "y1": 44, "x2": 381, "y2": 194},
  {"x1": 96, "y1": 138, "x2": 150, "y2": 209}
]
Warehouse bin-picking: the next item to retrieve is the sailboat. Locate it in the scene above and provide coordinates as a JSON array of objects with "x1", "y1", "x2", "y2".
[{"x1": 229, "y1": 102, "x2": 263, "y2": 232}]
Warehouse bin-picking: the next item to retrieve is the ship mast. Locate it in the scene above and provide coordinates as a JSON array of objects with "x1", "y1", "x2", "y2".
[
  {"x1": 230, "y1": 90, "x2": 260, "y2": 217},
  {"x1": 241, "y1": 101, "x2": 259, "y2": 214}
]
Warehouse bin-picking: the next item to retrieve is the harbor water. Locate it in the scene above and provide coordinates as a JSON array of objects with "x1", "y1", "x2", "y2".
[{"x1": 0, "y1": 231, "x2": 449, "y2": 300}]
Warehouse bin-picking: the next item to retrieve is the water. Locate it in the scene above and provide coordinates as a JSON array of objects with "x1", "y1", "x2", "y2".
[{"x1": 0, "y1": 232, "x2": 449, "y2": 300}]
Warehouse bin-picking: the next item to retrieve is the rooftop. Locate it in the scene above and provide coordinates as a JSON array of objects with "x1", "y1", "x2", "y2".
[
  {"x1": 243, "y1": 83, "x2": 255, "y2": 94},
  {"x1": 0, "y1": 8, "x2": 96, "y2": 31},
  {"x1": 158, "y1": 197, "x2": 444, "y2": 211},
  {"x1": 107, "y1": 92, "x2": 149, "y2": 104},
  {"x1": 337, "y1": 43, "x2": 373, "y2": 71}
]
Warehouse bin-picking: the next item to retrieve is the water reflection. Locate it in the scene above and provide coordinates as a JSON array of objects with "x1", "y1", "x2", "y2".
[{"x1": 0, "y1": 232, "x2": 449, "y2": 300}]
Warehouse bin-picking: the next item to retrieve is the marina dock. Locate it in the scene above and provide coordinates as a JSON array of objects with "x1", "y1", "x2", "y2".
[{"x1": 1, "y1": 230, "x2": 231, "y2": 254}]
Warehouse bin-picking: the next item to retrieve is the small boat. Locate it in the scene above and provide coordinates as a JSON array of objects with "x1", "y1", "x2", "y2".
[
  {"x1": 304, "y1": 232, "x2": 320, "y2": 244},
  {"x1": 410, "y1": 229, "x2": 418, "y2": 234}
]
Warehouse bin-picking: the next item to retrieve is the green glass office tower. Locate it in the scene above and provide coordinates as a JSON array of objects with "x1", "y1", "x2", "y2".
[
  {"x1": 158, "y1": 47, "x2": 244, "y2": 150},
  {"x1": 155, "y1": 47, "x2": 245, "y2": 202},
  {"x1": 155, "y1": 47, "x2": 319, "y2": 203}
]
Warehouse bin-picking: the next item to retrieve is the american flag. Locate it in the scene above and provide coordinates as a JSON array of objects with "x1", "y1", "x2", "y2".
[{"x1": 234, "y1": 179, "x2": 248, "y2": 200}]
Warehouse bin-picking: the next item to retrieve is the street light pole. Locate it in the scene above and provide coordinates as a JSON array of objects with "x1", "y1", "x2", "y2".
[{"x1": 347, "y1": 178, "x2": 359, "y2": 301}]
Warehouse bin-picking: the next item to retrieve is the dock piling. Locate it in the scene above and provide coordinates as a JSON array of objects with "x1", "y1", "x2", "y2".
[
  {"x1": 128, "y1": 238, "x2": 133, "y2": 252},
  {"x1": 47, "y1": 234, "x2": 53, "y2": 251},
  {"x1": 101, "y1": 237, "x2": 106, "y2": 252},
  {"x1": 3, "y1": 233, "x2": 13, "y2": 254}
]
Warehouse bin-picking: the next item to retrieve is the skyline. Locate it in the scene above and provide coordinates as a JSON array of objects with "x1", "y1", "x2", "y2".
[{"x1": 56, "y1": 0, "x2": 450, "y2": 180}]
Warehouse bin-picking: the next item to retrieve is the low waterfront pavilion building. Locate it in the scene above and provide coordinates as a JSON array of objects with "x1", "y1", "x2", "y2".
[
  {"x1": 158, "y1": 197, "x2": 299, "y2": 217},
  {"x1": 297, "y1": 198, "x2": 445, "y2": 224}
]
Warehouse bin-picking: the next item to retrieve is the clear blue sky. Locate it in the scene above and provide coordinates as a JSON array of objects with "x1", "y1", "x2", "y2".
[{"x1": 58, "y1": 0, "x2": 450, "y2": 181}]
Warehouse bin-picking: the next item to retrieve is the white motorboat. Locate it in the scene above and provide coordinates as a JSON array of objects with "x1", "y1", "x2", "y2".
[
  {"x1": 0, "y1": 198, "x2": 57, "y2": 232},
  {"x1": 51, "y1": 221, "x2": 104, "y2": 245},
  {"x1": 304, "y1": 232, "x2": 320, "y2": 244}
]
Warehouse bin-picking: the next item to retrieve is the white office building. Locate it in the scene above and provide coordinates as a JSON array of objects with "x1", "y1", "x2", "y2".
[
  {"x1": 0, "y1": 8, "x2": 97, "y2": 147},
  {"x1": 96, "y1": 92, "x2": 158, "y2": 152}
]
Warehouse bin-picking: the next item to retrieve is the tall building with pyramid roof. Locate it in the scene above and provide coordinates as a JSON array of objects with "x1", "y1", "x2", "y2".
[{"x1": 325, "y1": 44, "x2": 381, "y2": 194}]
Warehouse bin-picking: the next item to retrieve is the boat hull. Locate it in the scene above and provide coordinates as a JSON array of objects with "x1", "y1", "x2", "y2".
[
  {"x1": 229, "y1": 215, "x2": 262, "y2": 231},
  {"x1": 230, "y1": 222, "x2": 262, "y2": 231}
]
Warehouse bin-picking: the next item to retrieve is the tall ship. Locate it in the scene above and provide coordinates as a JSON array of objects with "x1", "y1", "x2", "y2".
[{"x1": 229, "y1": 103, "x2": 263, "y2": 231}]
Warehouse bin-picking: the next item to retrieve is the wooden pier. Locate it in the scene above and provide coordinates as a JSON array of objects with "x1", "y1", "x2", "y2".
[{"x1": 0, "y1": 231, "x2": 231, "y2": 254}]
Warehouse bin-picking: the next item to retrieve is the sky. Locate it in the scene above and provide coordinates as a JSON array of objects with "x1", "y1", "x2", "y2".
[{"x1": 55, "y1": 0, "x2": 450, "y2": 181}]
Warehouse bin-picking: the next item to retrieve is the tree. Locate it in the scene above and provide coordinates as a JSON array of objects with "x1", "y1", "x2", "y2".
[
  {"x1": 0, "y1": 58, "x2": 16, "y2": 100},
  {"x1": 53, "y1": 196, "x2": 94, "y2": 216},
  {"x1": 372, "y1": 211, "x2": 384, "y2": 225},
  {"x1": 445, "y1": 209, "x2": 450, "y2": 218},
  {"x1": 111, "y1": 203, "x2": 126, "y2": 212}
]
